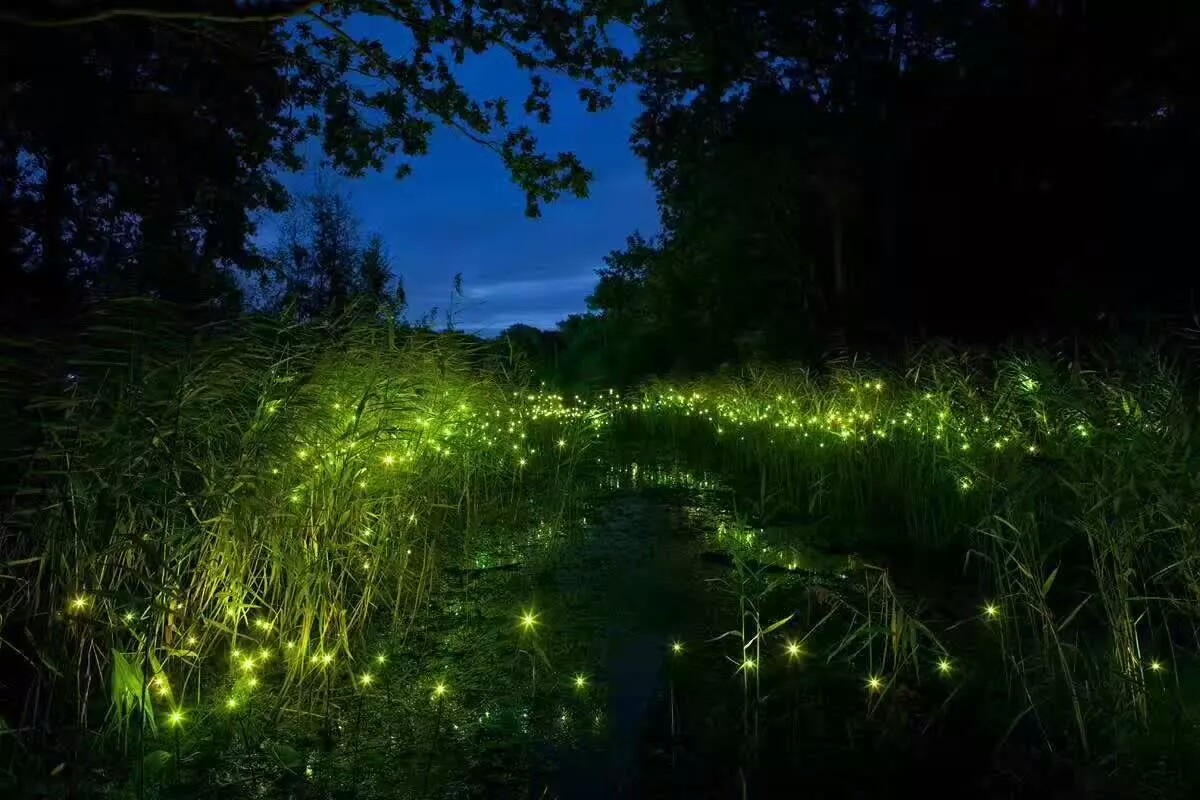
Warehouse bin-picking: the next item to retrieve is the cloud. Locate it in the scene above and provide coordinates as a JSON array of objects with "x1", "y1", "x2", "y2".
[{"x1": 465, "y1": 272, "x2": 597, "y2": 301}]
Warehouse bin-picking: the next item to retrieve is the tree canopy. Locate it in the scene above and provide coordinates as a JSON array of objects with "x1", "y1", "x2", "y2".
[
  {"x1": 1, "y1": 0, "x2": 634, "y2": 329},
  {"x1": 578, "y1": 0, "x2": 1200, "y2": 373}
]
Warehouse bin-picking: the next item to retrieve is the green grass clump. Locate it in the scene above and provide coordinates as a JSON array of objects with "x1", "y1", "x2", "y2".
[
  {"x1": 615, "y1": 351, "x2": 1200, "y2": 765},
  {"x1": 0, "y1": 302, "x2": 603, "y2": 749}
]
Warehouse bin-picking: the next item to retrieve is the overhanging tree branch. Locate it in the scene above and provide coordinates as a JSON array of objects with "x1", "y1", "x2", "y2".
[{"x1": 0, "y1": 1, "x2": 320, "y2": 27}]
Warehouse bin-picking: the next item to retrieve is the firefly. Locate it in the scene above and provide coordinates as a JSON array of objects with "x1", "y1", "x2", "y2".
[
  {"x1": 573, "y1": 673, "x2": 588, "y2": 690},
  {"x1": 866, "y1": 675, "x2": 884, "y2": 692},
  {"x1": 1149, "y1": 660, "x2": 1164, "y2": 673},
  {"x1": 984, "y1": 603, "x2": 1000, "y2": 619},
  {"x1": 671, "y1": 641, "x2": 684, "y2": 655},
  {"x1": 167, "y1": 709, "x2": 185, "y2": 727},
  {"x1": 936, "y1": 658, "x2": 953, "y2": 675},
  {"x1": 785, "y1": 641, "x2": 803, "y2": 659},
  {"x1": 519, "y1": 609, "x2": 539, "y2": 632},
  {"x1": 432, "y1": 681, "x2": 448, "y2": 699}
]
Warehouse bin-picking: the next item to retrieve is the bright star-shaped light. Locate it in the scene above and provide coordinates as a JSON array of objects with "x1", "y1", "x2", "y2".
[
  {"x1": 936, "y1": 658, "x2": 953, "y2": 675},
  {"x1": 573, "y1": 674, "x2": 588, "y2": 690},
  {"x1": 984, "y1": 603, "x2": 1000, "y2": 619},
  {"x1": 785, "y1": 641, "x2": 803, "y2": 659},
  {"x1": 167, "y1": 709, "x2": 185, "y2": 727},
  {"x1": 519, "y1": 609, "x2": 539, "y2": 631},
  {"x1": 670, "y1": 641, "x2": 684, "y2": 655},
  {"x1": 866, "y1": 676, "x2": 883, "y2": 692}
]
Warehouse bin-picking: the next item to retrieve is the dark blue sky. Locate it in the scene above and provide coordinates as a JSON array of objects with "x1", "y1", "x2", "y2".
[{"x1": 274, "y1": 30, "x2": 659, "y2": 336}]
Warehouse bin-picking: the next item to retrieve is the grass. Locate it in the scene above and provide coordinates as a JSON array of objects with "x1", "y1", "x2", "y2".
[
  {"x1": 612, "y1": 351, "x2": 1200, "y2": 777},
  {"x1": 2, "y1": 305, "x2": 1199, "y2": 794}
]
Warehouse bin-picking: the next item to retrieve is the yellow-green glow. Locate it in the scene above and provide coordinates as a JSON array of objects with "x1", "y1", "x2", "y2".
[
  {"x1": 241, "y1": 657, "x2": 256, "y2": 672},
  {"x1": 247, "y1": 676, "x2": 259, "y2": 688},
  {"x1": 866, "y1": 675, "x2": 884, "y2": 692},
  {"x1": 937, "y1": 658, "x2": 953, "y2": 675},
  {"x1": 785, "y1": 641, "x2": 803, "y2": 659},
  {"x1": 167, "y1": 709, "x2": 185, "y2": 727},
  {"x1": 519, "y1": 609, "x2": 539, "y2": 632},
  {"x1": 432, "y1": 681, "x2": 448, "y2": 699},
  {"x1": 741, "y1": 657, "x2": 757, "y2": 672},
  {"x1": 375, "y1": 653, "x2": 387, "y2": 665},
  {"x1": 671, "y1": 640, "x2": 684, "y2": 655},
  {"x1": 359, "y1": 672, "x2": 373, "y2": 686},
  {"x1": 1149, "y1": 660, "x2": 1164, "y2": 672},
  {"x1": 573, "y1": 673, "x2": 588, "y2": 690},
  {"x1": 186, "y1": 635, "x2": 198, "y2": 646},
  {"x1": 984, "y1": 603, "x2": 1000, "y2": 619},
  {"x1": 225, "y1": 697, "x2": 239, "y2": 710},
  {"x1": 69, "y1": 595, "x2": 90, "y2": 611},
  {"x1": 382, "y1": 454, "x2": 395, "y2": 466}
]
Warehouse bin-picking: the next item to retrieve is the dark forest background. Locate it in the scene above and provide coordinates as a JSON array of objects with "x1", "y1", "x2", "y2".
[{"x1": 4, "y1": 1, "x2": 1200, "y2": 387}]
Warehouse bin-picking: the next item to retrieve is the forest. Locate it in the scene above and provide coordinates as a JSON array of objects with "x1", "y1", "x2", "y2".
[{"x1": 3, "y1": 1, "x2": 1200, "y2": 798}]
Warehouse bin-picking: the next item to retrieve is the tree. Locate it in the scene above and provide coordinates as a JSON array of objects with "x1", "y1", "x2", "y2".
[
  {"x1": 618, "y1": 0, "x2": 1200, "y2": 364},
  {"x1": 0, "y1": 8, "x2": 294, "y2": 327},
  {"x1": 1, "y1": 0, "x2": 635, "y2": 327},
  {"x1": 271, "y1": 179, "x2": 401, "y2": 319}
]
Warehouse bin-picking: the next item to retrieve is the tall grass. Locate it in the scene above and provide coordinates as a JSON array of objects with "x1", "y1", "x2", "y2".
[
  {"x1": 0, "y1": 301, "x2": 601, "y2": 750},
  {"x1": 4, "y1": 306, "x2": 1199, "y2": 788},
  {"x1": 614, "y1": 349, "x2": 1200, "y2": 765}
]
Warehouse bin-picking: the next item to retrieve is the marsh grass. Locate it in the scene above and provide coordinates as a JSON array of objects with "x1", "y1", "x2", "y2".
[
  {"x1": 4, "y1": 305, "x2": 1200, "y2": 793},
  {"x1": 613, "y1": 349, "x2": 1200, "y2": 774},
  {"x1": 0, "y1": 301, "x2": 599, "y2": 786}
]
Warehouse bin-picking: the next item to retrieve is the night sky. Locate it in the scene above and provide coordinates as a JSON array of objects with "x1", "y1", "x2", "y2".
[{"x1": 275, "y1": 26, "x2": 658, "y2": 336}]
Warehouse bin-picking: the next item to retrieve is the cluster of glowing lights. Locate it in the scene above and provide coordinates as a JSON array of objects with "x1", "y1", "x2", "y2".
[{"x1": 49, "y1": 376, "x2": 1173, "y2": 755}]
